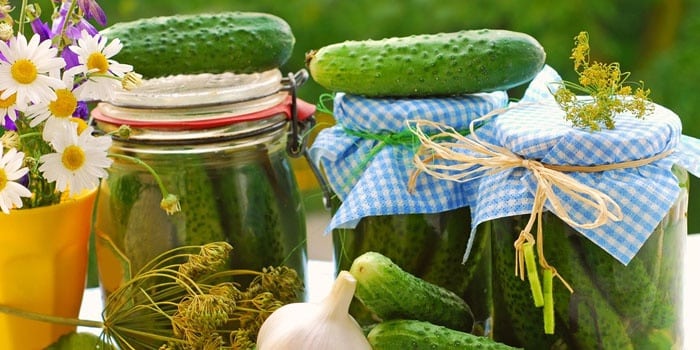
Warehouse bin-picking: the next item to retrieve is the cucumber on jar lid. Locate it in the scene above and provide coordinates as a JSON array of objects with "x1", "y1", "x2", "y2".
[
  {"x1": 100, "y1": 12, "x2": 295, "y2": 78},
  {"x1": 306, "y1": 29, "x2": 546, "y2": 97}
]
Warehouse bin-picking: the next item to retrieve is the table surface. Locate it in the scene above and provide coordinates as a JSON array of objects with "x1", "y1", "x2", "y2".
[{"x1": 80, "y1": 233, "x2": 700, "y2": 347}]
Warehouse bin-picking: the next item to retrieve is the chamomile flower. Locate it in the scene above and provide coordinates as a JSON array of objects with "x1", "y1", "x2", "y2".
[
  {"x1": 0, "y1": 147, "x2": 32, "y2": 214},
  {"x1": 0, "y1": 89, "x2": 18, "y2": 126},
  {"x1": 25, "y1": 72, "x2": 79, "y2": 132},
  {"x1": 38, "y1": 122, "x2": 112, "y2": 196},
  {"x1": 67, "y1": 30, "x2": 132, "y2": 101},
  {"x1": 0, "y1": 33, "x2": 65, "y2": 109}
]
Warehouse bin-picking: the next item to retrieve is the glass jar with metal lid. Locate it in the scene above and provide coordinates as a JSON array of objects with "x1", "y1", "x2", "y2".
[{"x1": 91, "y1": 69, "x2": 315, "y2": 301}]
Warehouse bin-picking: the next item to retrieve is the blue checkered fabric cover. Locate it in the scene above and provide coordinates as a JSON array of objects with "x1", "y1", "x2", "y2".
[
  {"x1": 309, "y1": 89, "x2": 509, "y2": 228},
  {"x1": 309, "y1": 65, "x2": 700, "y2": 265}
]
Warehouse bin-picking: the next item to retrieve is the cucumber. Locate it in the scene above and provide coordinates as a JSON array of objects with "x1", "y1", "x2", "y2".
[
  {"x1": 578, "y1": 232, "x2": 658, "y2": 326},
  {"x1": 101, "y1": 12, "x2": 295, "y2": 78},
  {"x1": 306, "y1": 29, "x2": 546, "y2": 97},
  {"x1": 367, "y1": 320, "x2": 520, "y2": 350},
  {"x1": 540, "y1": 214, "x2": 635, "y2": 350},
  {"x1": 349, "y1": 251, "x2": 475, "y2": 332},
  {"x1": 331, "y1": 208, "x2": 445, "y2": 326},
  {"x1": 331, "y1": 205, "x2": 491, "y2": 329},
  {"x1": 173, "y1": 160, "x2": 227, "y2": 247}
]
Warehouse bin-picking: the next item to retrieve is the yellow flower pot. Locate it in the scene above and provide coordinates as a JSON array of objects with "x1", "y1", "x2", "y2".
[{"x1": 0, "y1": 190, "x2": 96, "y2": 350}]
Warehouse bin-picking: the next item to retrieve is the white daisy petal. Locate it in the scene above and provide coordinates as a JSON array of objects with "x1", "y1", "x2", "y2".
[
  {"x1": 103, "y1": 39, "x2": 123, "y2": 58},
  {"x1": 0, "y1": 34, "x2": 66, "y2": 109},
  {"x1": 39, "y1": 123, "x2": 112, "y2": 196},
  {"x1": 0, "y1": 148, "x2": 31, "y2": 213}
]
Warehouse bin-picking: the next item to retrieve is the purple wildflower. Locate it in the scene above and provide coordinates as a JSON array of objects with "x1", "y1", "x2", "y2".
[
  {"x1": 65, "y1": 18, "x2": 99, "y2": 39},
  {"x1": 61, "y1": 47, "x2": 80, "y2": 69},
  {"x1": 74, "y1": 101, "x2": 89, "y2": 119},
  {"x1": 3, "y1": 115, "x2": 16, "y2": 131},
  {"x1": 31, "y1": 18, "x2": 52, "y2": 42},
  {"x1": 77, "y1": 0, "x2": 107, "y2": 26}
]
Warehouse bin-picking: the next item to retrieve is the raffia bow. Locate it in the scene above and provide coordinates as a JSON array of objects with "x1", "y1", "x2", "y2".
[{"x1": 406, "y1": 107, "x2": 671, "y2": 332}]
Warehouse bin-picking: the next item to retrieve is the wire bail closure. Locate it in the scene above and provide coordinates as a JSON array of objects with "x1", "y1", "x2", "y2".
[{"x1": 281, "y1": 69, "x2": 334, "y2": 209}]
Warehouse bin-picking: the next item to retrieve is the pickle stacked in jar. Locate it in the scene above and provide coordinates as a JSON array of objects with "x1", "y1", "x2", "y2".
[{"x1": 489, "y1": 166, "x2": 688, "y2": 349}]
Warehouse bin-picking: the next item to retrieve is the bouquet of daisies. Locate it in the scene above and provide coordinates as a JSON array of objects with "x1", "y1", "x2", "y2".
[{"x1": 0, "y1": 0, "x2": 145, "y2": 213}]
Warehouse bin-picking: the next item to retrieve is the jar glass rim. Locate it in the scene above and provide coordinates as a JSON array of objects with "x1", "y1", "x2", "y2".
[{"x1": 106, "y1": 69, "x2": 284, "y2": 109}]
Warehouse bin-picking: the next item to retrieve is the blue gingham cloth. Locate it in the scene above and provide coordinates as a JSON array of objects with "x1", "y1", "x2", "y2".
[
  {"x1": 309, "y1": 90, "x2": 509, "y2": 228},
  {"x1": 309, "y1": 65, "x2": 700, "y2": 265}
]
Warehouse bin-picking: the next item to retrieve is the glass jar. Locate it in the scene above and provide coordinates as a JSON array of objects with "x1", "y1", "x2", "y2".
[
  {"x1": 92, "y1": 69, "x2": 315, "y2": 300},
  {"x1": 489, "y1": 166, "x2": 688, "y2": 349},
  {"x1": 309, "y1": 91, "x2": 508, "y2": 333}
]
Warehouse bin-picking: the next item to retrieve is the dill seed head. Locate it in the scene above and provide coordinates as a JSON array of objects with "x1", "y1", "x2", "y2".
[
  {"x1": 182, "y1": 294, "x2": 234, "y2": 331},
  {"x1": 252, "y1": 266, "x2": 304, "y2": 302},
  {"x1": 553, "y1": 31, "x2": 653, "y2": 130},
  {"x1": 179, "y1": 242, "x2": 233, "y2": 279},
  {"x1": 231, "y1": 329, "x2": 257, "y2": 350}
]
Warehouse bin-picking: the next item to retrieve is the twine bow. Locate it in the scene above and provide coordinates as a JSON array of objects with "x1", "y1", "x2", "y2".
[{"x1": 407, "y1": 106, "x2": 671, "y2": 299}]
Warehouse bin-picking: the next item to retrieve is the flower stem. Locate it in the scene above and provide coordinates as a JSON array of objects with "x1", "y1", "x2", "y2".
[
  {"x1": 17, "y1": 0, "x2": 27, "y2": 36},
  {"x1": 107, "y1": 153, "x2": 171, "y2": 200},
  {"x1": 58, "y1": 0, "x2": 78, "y2": 49},
  {"x1": 0, "y1": 304, "x2": 103, "y2": 329},
  {"x1": 18, "y1": 131, "x2": 42, "y2": 141}
]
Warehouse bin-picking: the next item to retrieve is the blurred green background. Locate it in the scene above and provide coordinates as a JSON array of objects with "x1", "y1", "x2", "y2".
[{"x1": 84, "y1": 0, "x2": 700, "y2": 232}]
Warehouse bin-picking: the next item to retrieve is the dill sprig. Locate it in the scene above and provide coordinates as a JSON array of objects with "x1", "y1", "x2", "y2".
[
  {"x1": 101, "y1": 242, "x2": 304, "y2": 350},
  {"x1": 551, "y1": 31, "x2": 653, "y2": 131},
  {"x1": 0, "y1": 242, "x2": 300, "y2": 349}
]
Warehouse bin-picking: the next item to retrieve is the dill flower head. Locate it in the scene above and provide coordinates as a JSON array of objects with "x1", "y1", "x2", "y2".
[
  {"x1": 178, "y1": 242, "x2": 232, "y2": 280},
  {"x1": 552, "y1": 31, "x2": 653, "y2": 131}
]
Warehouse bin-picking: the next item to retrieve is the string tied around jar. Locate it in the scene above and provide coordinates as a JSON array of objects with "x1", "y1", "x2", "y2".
[{"x1": 406, "y1": 105, "x2": 673, "y2": 333}]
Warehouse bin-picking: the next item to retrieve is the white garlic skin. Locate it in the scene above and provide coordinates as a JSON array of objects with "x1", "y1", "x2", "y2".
[{"x1": 256, "y1": 271, "x2": 372, "y2": 350}]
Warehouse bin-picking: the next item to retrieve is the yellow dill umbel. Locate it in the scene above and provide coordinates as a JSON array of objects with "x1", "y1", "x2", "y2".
[{"x1": 552, "y1": 31, "x2": 653, "y2": 131}]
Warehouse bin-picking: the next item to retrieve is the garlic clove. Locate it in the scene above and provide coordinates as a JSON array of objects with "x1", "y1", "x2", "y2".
[{"x1": 256, "y1": 271, "x2": 372, "y2": 350}]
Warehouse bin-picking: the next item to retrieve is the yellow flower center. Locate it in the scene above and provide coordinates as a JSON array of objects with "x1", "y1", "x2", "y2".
[
  {"x1": 61, "y1": 145, "x2": 86, "y2": 171},
  {"x1": 0, "y1": 169, "x2": 7, "y2": 191},
  {"x1": 87, "y1": 52, "x2": 109, "y2": 74},
  {"x1": 11, "y1": 58, "x2": 38, "y2": 84},
  {"x1": 70, "y1": 117, "x2": 89, "y2": 134},
  {"x1": 0, "y1": 91, "x2": 16, "y2": 108},
  {"x1": 48, "y1": 89, "x2": 78, "y2": 118}
]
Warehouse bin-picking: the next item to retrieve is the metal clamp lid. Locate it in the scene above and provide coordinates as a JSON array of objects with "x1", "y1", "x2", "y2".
[{"x1": 282, "y1": 69, "x2": 333, "y2": 209}]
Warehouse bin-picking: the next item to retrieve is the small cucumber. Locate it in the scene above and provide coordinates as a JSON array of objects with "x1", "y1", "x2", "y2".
[
  {"x1": 349, "y1": 251, "x2": 474, "y2": 332},
  {"x1": 101, "y1": 12, "x2": 295, "y2": 78},
  {"x1": 173, "y1": 160, "x2": 227, "y2": 247},
  {"x1": 367, "y1": 320, "x2": 520, "y2": 350},
  {"x1": 306, "y1": 29, "x2": 545, "y2": 97}
]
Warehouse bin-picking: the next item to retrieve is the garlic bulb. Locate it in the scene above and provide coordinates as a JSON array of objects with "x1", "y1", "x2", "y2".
[{"x1": 256, "y1": 270, "x2": 372, "y2": 350}]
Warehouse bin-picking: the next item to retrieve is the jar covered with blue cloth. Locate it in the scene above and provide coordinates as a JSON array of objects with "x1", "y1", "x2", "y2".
[{"x1": 309, "y1": 91, "x2": 507, "y2": 332}]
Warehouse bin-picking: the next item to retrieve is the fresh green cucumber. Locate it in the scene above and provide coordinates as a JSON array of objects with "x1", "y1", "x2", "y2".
[
  {"x1": 578, "y1": 232, "x2": 657, "y2": 326},
  {"x1": 367, "y1": 320, "x2": 520, "y2": 350},
  {"x1": 101, "y1": 12, "x2": 295, "y2": 78},
  {"x1": 306, "y1": 29, "x2": 546, "y2": 97},
  {"x1": 173, "y1": 160, "x2": 227, "y2": 247},
  {"x1": 332, "y1": 213, "x2": 437, "y2": 326},
  {"x1": 349, "y1": 251, "x2": 475, "y2": 332},
  {"x1": 331, "y1": 206, "x2": 490, "y2": 329}
]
